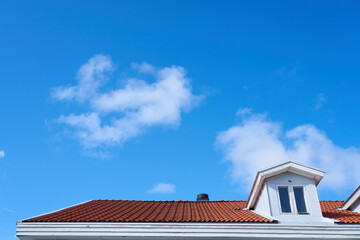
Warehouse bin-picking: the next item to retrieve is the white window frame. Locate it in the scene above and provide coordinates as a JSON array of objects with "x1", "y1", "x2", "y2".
[
  {"x1": 277, "y1": 185, "x2": 293, "y2": 215},
  {"x1": 276, "y1": 185, "x2": 310, "y2": 215}
]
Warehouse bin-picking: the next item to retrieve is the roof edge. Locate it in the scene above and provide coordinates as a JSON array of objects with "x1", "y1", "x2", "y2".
[
  {"x1": 341, "y1": 186, "x2": 360, "y2": 210},
  {"x1": 17, "y1": 222, "x2": 360, "y2": 240},
  {"x1": 20, "y1": 200, "x2": 93, "y2": 222}
]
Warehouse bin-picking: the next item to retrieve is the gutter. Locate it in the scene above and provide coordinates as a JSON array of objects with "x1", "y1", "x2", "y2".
[{"x1": 17, "y1": 222, "x2": 360, "y2": 240}]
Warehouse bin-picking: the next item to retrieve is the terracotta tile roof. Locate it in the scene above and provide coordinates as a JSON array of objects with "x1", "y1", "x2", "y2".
[
  {"x1": 23, "y1": 200, "x2": 360, "y2": 224},
  {"x1": 23, "y1": 200, "x2": 273, "y2": 223},
  {"x1": 320, "y1": 200, "x2": 360, "y2": 224}
]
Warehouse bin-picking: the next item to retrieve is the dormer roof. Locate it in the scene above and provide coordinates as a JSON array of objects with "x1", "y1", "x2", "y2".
[
  {"x1": 341, "y1": 185, "x2": 360, "y2": 211},
  {"x1": 246, "y1": 161, "x2": 325, "y2": 210}
]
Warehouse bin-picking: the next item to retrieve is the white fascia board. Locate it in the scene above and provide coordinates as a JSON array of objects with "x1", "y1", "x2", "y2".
[
  {"x1": 342, "y1": 186, "x2": 360, "y2": 210},
  {"x1": 259, "y1": 162, "x2": 325, "y2": 184},
  {"x1": 246, "y1": 172, "x2": 263, "y2": 210},
  {"x1": 246, "y1": 161, "x2": 325, "y2": 209},
  {"x1": 16, "y1": 222, "x2": 360, "y2": 240},
  {"x1": 258, "y1": 161, "x2": 324, "y2": 175},
  {"x1": 251, "y1": 210, "x2": 278, "y2": 222}
]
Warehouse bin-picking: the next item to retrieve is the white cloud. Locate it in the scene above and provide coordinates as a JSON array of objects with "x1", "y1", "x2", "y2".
[
  {"x1": 275, "y1": 63, "x2": 300, "y2": 78},
  {"x1": 216, "y1": 109, "x2": 360, "y2": 193},
  {"x1": 3, "y1": 207, "x2": 15, "y2": 213},
  {"x1": 51, "y1": 55, "x2": 113, "y2": 102},
  {"x1": 236, "y1": 107, "x2": 252, "y2": 116},
  {"x1": 131, "y1": 61, "x2": 155, "y2": 74},
  {"x1": 147, "y1": 182, "x2": 176, "y2": 194},
  {"x1": 0, "y1": 150, "x2": 4, "y2": 159},
  {"x1": 52, "y1": 55, "x2": 202, "y2": 148},
  {"x1": 316, "y1": 93, "x2": 326, "y2": 110}
]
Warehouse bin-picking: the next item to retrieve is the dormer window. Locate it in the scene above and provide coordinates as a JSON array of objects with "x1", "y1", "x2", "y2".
[
  {"x1": 278, "y1": 185, "x2": 308, "y2": 214},
  {"x1": 293, "y1": 186, "x2": 307, "y2": 213},
  {"x1": 279, "y1": 186, "x2": 291, "y2": 213},
  {"x1": 247, "y1": 162, "x2": 325, "y2": 222}
]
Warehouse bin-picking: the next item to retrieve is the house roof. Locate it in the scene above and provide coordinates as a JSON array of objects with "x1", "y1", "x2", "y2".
[
  {"x1": 22, "y1": 200, "x2": 360, "y2": 224},
  {"x1": 321, "y1": 200, "x2": 360, "y2": 224},
  {"x1": 22, "y1": 200, "x2": 273, "y2": 223}
]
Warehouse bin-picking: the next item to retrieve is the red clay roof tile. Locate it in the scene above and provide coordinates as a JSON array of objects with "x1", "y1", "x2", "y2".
[
  {"x1": 23, "y1": 200, "x2": 360, "y2": 224},
  {"x1": 320, "y1": 200, "x2": 360, "y2": 224},
  {"x1": 23, "y1": 200, "x2": 272, "y2": 223}
]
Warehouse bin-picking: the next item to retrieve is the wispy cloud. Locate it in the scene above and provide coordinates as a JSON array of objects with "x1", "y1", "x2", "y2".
[
  {"x1": 275, "y1": 63, "x2": 300, "y2": 78},
  {"x1": 131, "y1": 61, "x2": 155, "y2": 74},
  {"x1": 51, "y1": 55, "x2": 202, "y2": 149},
  {"x1": 236, "y1": 107, "x2": 252, "y2": 116},
  {"x1": 147, "y1": 182, "x2": 176, "y2": 194},
  {"x1": 2, "y1": 207, "x2": 15, "y2": 213},
  {"x1": 0, "y1": 150, "x2": 4, "y2": 159},
  {"x1": 51, "y1": 55, "x2": 114, "y2": 102},
  {"x1": 315, "y1": 93, "x2": 326, "y2": 110},
  {"x1": 216, "y1": 109, "x2": 360, "y2": 193}
]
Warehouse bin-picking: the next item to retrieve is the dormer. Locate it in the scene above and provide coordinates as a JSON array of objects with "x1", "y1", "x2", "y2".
[
  {"x1": 246, "y1": 161, "x2": 330, "y2": 224},
  {"x1": 341, "y1": 186, "x2": 360, "y2": 213}
]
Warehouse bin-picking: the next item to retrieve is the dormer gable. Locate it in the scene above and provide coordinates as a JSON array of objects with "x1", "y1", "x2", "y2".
[
  {"x1": 246, "y1": 161, "x2": 330, "y2": 224},
  {"x1": 246, "y1": 161, "x2": 324, "y2": 210},
  {"x1": 341, "y1": 186, "x2": 360, "y2": 213}
]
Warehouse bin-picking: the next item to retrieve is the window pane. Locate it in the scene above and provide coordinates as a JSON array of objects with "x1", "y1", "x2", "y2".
[
  {"x1": 279, "y1": 186, "x2": 291, "y2": 213},
  {"x1": 294, "y1": 186, "x2": 307, "y2": 213}
]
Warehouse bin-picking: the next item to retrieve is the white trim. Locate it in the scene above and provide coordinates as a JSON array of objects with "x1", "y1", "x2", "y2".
[
  {"x1": 277, "y1": 185, "x2": 293, "y2": 214},
  {"x1": 258, "y1": 161, "x2": 325, "y2": 174},
  {"x1": 342, "y1": 186, "x2": 360, "y2": 210},
  {"x1": 16, "y1": 222, "x2": 360, "y2": 240},
  {"x1": 293, "y1": 185, "x2": 310, "y2": 214},
  {"x1": 251, "y1": 210, "x2": 278, "y2": 222}
]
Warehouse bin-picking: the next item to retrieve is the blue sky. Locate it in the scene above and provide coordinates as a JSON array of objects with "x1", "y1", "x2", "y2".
[{"x1": 1, "y1": 1, "x2": 360, "y2": 239}]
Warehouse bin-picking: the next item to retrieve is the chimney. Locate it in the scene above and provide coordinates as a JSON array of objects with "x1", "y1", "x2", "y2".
[{"x1": 196, "y1": 193, "x2": 209, "y2": 202}]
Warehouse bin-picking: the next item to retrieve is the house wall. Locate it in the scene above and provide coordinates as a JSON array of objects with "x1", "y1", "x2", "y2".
[
  {"x1": 17, "y1": 222, "x2": 360, "y2": 240},
  {"x1": 352, "y1": 199, "x2": 360, "y2": 213},
  {"x1": 254, "y1": 184, "x2": 271, "y2": 217},
  {"x1": 265, "y1": 172, "x2": 326, "y2": 224}
]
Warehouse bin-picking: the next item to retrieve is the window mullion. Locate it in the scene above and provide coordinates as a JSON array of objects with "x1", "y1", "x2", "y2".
[{"x1": 289, "y1": 186, "x2": 297, "y2": 214}]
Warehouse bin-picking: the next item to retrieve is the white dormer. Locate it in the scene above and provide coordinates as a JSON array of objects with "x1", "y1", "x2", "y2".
[
  {"x1": 341, "y1": 186, "x2": 360, "y2": 213},
  {"x1": 246, "y1": 161, "x2": 330, "y2": 224}
]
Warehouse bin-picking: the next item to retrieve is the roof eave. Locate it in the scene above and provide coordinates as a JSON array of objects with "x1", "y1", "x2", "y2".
[{"x1": 16, "y1": 221, "x2": 360, "y2": 240}]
